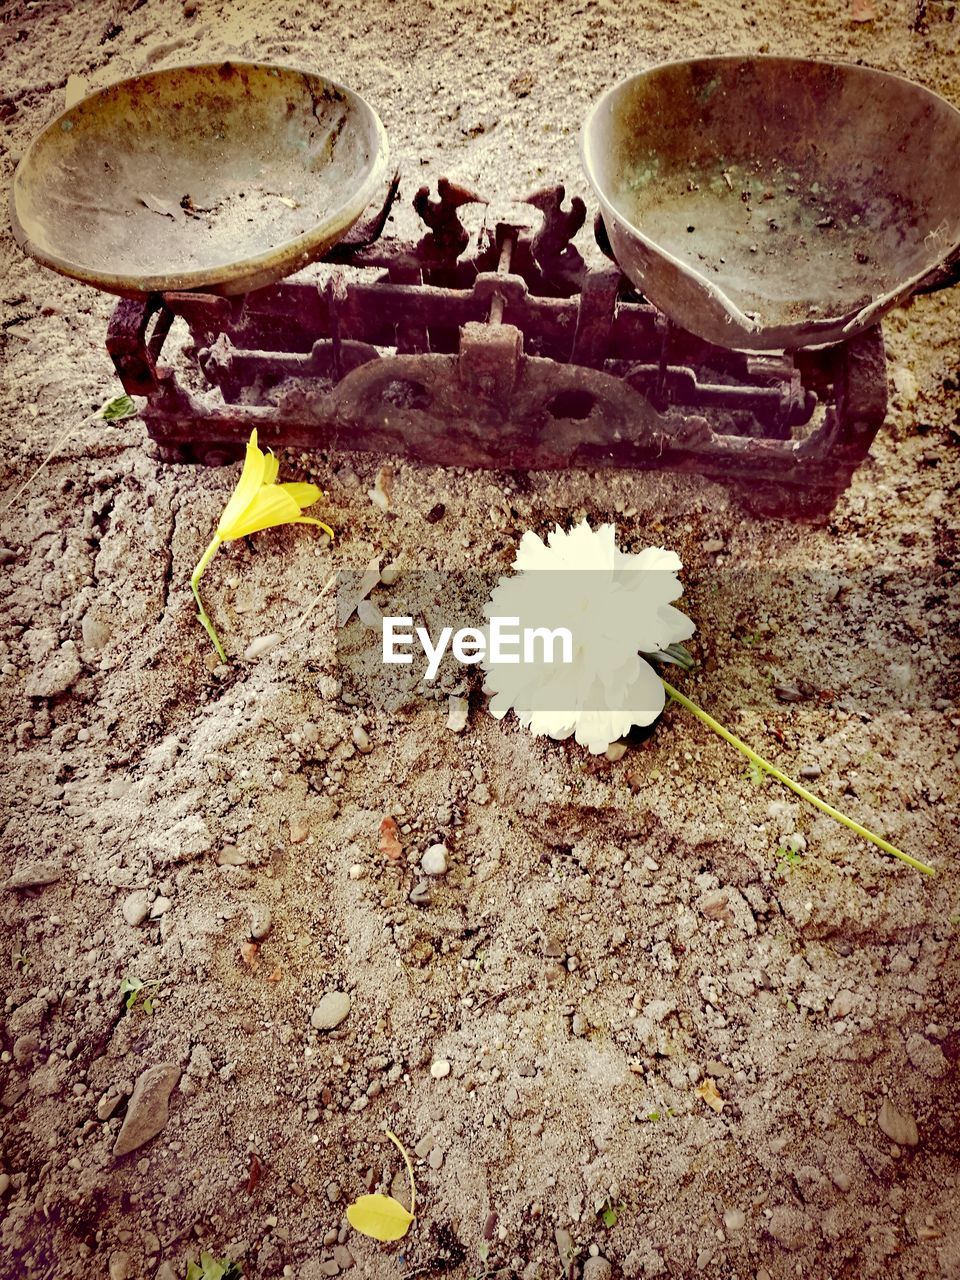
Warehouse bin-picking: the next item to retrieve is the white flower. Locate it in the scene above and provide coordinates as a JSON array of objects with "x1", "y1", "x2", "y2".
[{"x1": 482, "y1": 519, "x2": 695, "y2": 754}]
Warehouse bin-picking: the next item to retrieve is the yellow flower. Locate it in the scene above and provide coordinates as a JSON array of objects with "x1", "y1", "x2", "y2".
[
  {"x1": 191, "y1": 430, "x2": 334, "y2": 661},
  {"x1": 216, "y1": 429, "x2": 333, "y2": 542}
]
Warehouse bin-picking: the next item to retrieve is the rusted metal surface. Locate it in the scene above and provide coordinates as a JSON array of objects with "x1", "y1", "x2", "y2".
[
  {"x1": 105, "y1": 176, "x2": 888, "y2": 520},
  {"x1": 11, "y1": 62, "x2": 388, "y2": 296},
  {"x1": 582, "y1": 56, "x2": 960, "y2": 349}
]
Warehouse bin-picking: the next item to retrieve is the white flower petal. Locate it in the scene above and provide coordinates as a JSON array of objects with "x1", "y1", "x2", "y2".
[{"x1": 483, "y1": 518, "x2": 694, "y2": 753}]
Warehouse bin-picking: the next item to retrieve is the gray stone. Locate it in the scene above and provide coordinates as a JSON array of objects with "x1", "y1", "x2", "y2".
[
  {"x1": 12, "y1": 1034, "x2": 40, "y2": 1066},
  {"x1": 97, "y1": 1091, "x2": 124, "y2": 1121},
  {"x1": 332, "y1": 1245, "x2": 353, "y2": 1271},
  {"x1": 829, "y1": 989, "x2": 856, "y2": 1019},
  {"x1": 555, "y1": 1227, "x2": 576, "y2": 1275},
  {"x1": 113, "y1": 1063, "x2": 180, "y2": 1157},
  {"x1": 25, "y1": 644, "x2": 81, "y2": 697},
  {"x1": 109, "y1": 1251, "x2": 131, "y2": 1280},
  {"x1": 583, "y1": 1259, "x2": 613, "y2": 1280},
  {"x1": 311, "y1": 991, "x2": 351, "y2": 1031},
  {"x1": 904, "y1": 1032, "x2": 948, "y2": 1079},
  {"x1": 81, "y1": 609, "x2": 112, "y2": 653},
  {"x1": 5, "y1": 861, "x2": 62, "y2": 891},
  {"x1": 249, "y1": 904, "x2": 272, "y2": 941},
  {"x1": 122, "y1": 891, "x2": 150, "y2": 927},
  {"x1": 877, "y1": 1098, "x2": 919, "y2": 1147},
  {"x1": 409, "y1": 879, "x2": 432, "y2": 907},
  {"x1": 8, "y1": 997, "x2": 46, "y2": 1035}
]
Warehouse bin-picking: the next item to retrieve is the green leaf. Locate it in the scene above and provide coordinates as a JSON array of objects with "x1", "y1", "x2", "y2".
[
  {"x1": 645, "y1": 642, "x2": 696, "y2": 671},
  {"x1": 346, "y1": 1194, "x2": 414, "y2": 1241},
  {"x1": 100, "y1": 394, "x2": 137, "y2": 421},
  {"x1": 745, "y1": 760, "x2": 767, "y2": 787},
  {"x1": 184, "y1": 1254, "x2": 242, "y2": 1280}
]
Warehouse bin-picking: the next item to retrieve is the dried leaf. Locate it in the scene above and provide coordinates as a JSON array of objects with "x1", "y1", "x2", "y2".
[
  {"x1": 138, "y1": 192, "x2": 186, "y2": 223},
  {"x1": 346, "y1": 1194, "x2": 414, "y2": 1242},
  {"x1": 246, "y1": 1152, "x2": 263, "y2": 1194},
  {"x1": 378, "y1": 816, "x2": 403, "y2": 862},
  {"x1": 240, "y1": 940, "x2": 260, "y2": 969},
  {"x1": 695, "y1": 1078, "x2": 725, "y2": 1113},
  {"x1": 266, "y1": 966, "x2": 282, "y2": 983}
]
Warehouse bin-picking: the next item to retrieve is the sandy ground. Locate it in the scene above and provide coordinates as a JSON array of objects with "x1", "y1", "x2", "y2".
[{"x1": 1, "y1": 1, "x2": 959, "y2": 1278}]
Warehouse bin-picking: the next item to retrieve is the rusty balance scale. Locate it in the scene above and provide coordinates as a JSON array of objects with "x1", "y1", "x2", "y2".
[{"x1": 11, "y1": 58, "x2": 960, "y2": 519}]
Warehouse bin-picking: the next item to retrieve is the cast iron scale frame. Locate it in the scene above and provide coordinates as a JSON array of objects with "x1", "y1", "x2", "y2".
[{"x1": 105, "y1": 174, "x2": 887, "y2": 521}]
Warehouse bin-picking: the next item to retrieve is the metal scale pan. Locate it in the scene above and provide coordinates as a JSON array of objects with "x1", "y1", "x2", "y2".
[
  {"x1": 10, "y1": 61, "x2": 388, "y2": 297},
  {"x1": 582, "y1": 55, "x2": 960, "y2": 349}
]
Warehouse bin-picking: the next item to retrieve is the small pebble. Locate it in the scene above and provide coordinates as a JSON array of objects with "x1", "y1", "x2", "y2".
[
  {"x1": 380, "y1": 562, "x2": 401, "y2": 586},
  {"x1": 829, "y1": 989, "x2": 856, "y2": 1019},
  {"x1": 430, "y1": 1059, "x2": 451, "y2": 1079},
  {"x1": 723, "y1": 1208, "x2": 746, "y2": 1234},
  {"x1": 409, "y1": 879, "x2": 432, "y2": 907},
  {"x1": 311, "y1": 992, "x2": 351, "y2": 1031},
  {"x1": 877, "y1": 1098, "x2": 919, "y2": 1147},
  {"x1": 121, "y1": 891, "x2": 149, "y2": 927},
  {"x1": 244, "y1": 634, "x2": 281, "y2": 661},
  {"x1": 421, "y1": 843, "x2": 448, "y2": 876},
  {"x1": 447, "y1": 696, "x2": 468, "y2": 733},
  {"x1": 352, "y1": 724, "x2": 372, "y2": 753},
  {"x1": 249, "y1": 905, "x2": 272, "y2": 942}
]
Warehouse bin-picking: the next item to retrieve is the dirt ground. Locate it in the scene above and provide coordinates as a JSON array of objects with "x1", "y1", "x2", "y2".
[{"x1": 1, "y1": 1, "x2": 959, "y2": 1278}]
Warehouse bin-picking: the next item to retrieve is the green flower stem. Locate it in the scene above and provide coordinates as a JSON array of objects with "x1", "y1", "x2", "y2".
[
  {"x1": 660, "y1": 678, "x2": 935, "y2": 877},
  {"x1": 190, "y1": 534, "x2": 227, "y2": 663}
]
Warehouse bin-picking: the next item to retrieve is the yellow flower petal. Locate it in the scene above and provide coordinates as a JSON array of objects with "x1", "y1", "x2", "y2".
[
  {"x1": 346, "y1": 1195, "x2": 414, "y2": 1242},
  {"x1": 262, "y1": 452, "x2": 280, "y2": 486},
  {"x1": 220, "y1": 486, "x2": 302, "y2": 540},
  {"x1": 279, "y1": 482, "x2": 322, "y2": 510},
  {"x1": 217, "y1": 431, "x2": 266, "y2": 537},
  {"x1": 294, "y1": 515, "x2": 335, "y2": 539}
]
